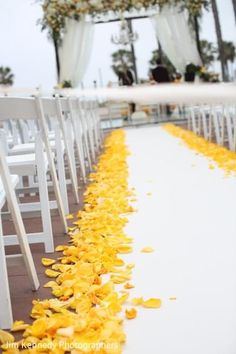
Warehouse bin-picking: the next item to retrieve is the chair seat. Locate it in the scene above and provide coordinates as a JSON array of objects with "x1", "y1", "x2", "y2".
[
  {"x1": 0, "y1": 175, "x2": 19, "y2": 209},
  {"x1": 10, "y1": 140, "x2": 64, "y2": 155},
  {"x1": 6, "y1": 153, "x2": 48, "y2": 176}
]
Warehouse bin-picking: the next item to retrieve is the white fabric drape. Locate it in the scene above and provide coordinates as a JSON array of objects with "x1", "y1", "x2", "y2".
[
  {"x1": 59, "y1": 18, "x2": 94, "y2": 87},
  {"x1": 151, "y1": 6, "x2": 202, "y2": 73}
]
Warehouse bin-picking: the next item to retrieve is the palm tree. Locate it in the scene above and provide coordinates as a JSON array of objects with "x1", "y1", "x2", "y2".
[
  {"x1": 0, "y1": 66, "x2": 14, "y2": 86},
  {"x1": 232, "y1": 0, "x2": 236, "y2": 23},
  {"x1": 111, "y1": 49, "x2": 134, "y2": 75},
  {"x1": 219, "y1": 41, "x2": 236, "y2": 80},
  {"x1": 210, "y1": 0, "x2": 228, "y2": 81},
  {"x1": 200, "y1": 40, "x2": 217, "y2": 68}
]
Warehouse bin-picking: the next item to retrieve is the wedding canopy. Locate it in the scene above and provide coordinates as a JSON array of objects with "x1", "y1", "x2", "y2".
[{"x1": 40, "y1": 0, "x2": 206, "y2": 86}]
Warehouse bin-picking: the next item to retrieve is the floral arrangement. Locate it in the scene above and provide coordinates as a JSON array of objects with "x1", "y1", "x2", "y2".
[
  {"x1": 39, "y1": 0, "x2": 209, "y2": 39},
  {"x1": 198, "y1": 67, "x2": 220, "y2": 82}
]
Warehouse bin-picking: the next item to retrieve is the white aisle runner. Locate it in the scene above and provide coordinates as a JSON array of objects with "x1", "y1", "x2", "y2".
[{"x1": 123, "y1": 126, "x2": 236, "y2": 354}]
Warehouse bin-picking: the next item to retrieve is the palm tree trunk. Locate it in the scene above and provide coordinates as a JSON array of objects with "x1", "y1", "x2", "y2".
[
  {"x1": 193, "y1": 15, "x2": 203, "y2": 62},
  {"x1": 232, "y1": 0, "x2": 236, "y2": 23},
  {"x1": 52, "y1": 33, "x2": 60, "y2": 83},
  {"x1": 127, "y1": 19, "x2": 138, "y2": 84},
  {"x1": 211, "y1": 0, "x2": 228, "y2": 81}
]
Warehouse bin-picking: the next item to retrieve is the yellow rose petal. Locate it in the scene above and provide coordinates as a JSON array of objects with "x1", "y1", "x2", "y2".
[
  {"x1": 141, "y1": 247, "x2": 154, "y2": 253},
  {"x1": 125, "y1": 308, "x2": 137, "y2": 320},
  {"x1": 56, "y1": 326, "x2": 74, "y2": 337},
  {"x1": 43, "y1": 281, "x2": 58, "y2": 288},
  {"x1": 124, "y1": 282, "x2": 135, "y2": 289},
  {"x1": 0, "y1": 329, "x2": 15, "y2": 344},
  {"x1": 131, "y1": 297, "x2": 143, "y2": 306},
  {"x1": 11, "y1": 320, "x2": 29, "y2": 332},
  {"x1": 41, "y1": 258, "x2": 56, "y2": 267},
  {"x1": 142, "y1": 298, "x2": 162, "y2": 308},
  {"x1": 30, "y1": 318, "x2": 47, "y2": 337},
  {"x1": 45, "y1": 269, "x2": 61, "y2": 278},
  {"x1": 117, "y1": 245, "x2": 133, "y2": 254},
  {"x1": 66, "y1": 214, "x2": 74, "y2": 220},
  {"x1": 55, "y1": 245, "x2": 67, "y2": 252}
]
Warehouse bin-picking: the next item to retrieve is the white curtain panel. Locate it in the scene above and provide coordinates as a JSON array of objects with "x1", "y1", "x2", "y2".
[
  {"x1": 151, "y1": 6, "x2": 202, "y2": 73},
  {"x1": 59, "y1": 17, "x2": 94, "y2": 87}
]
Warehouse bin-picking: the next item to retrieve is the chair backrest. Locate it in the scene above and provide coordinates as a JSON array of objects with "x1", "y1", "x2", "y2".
[{"x1": 0, "y1": 97, "x2": 37, "y2": 121}]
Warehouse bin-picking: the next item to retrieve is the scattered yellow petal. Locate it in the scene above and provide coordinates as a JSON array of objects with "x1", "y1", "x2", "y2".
[
  {"x1": 117, "y1": 245, "x2": 133, "y2": 254},
  {"x1": 45, "y1": 269, "x2": 61, "y2": 278},
  {"x1": 141, "y1": 247, "x2": 154, "y2": 253},
  {"x1": 41, "y1": 258, "x2": 56, "y2": 266},
  {"x1": 2, "y1": 130, "x2": 134, "y2": 352},
  {"x1": 56, "y1": 326, "x2": 74, "y2": 337},
  {"x1": 124, "y1": 282, "x2": 135, "y2": 289},
  {"x1": 29, "y1": 318, "x2": 47, "y2": 338},
  {"x1": 0, "y1": 329, "x2": 15, "y2": 344},
  {"x1": 142, "y1": 298, "x2": 162, "y2": 308},
  {"x1": 146, "y1": 192, "x2": 152, "y2": 196},
  {"x1": 43, "y1": 281, "x2": 58, "y2": 288},
  {"x1": 131, "y1": 297, "x2": 143, "y2": 306},
  {"x1": 164, "y1": 124, "x2": 236, "y2": 176},
  {"x1": 126, "y1": 263, "x2": 135, "y2": 269},
  {"x1": 55, "y1": 245, "x2": 67, "y2": 252},
  {"x1": 125, "y1": 308, "x2": 137, "y2": 320},
  {"x1": 66, "y1": 214, "x2": 74, "y2": 220},
  {"x1": 11, "y1": 320, "x2": 29, "y2": 332},
  {"x1": 111, "y1": 274, "x2": 130, "y2": 284},
  {"x1": 118, "y1": 293, "x2": 129, "y2": 304}
]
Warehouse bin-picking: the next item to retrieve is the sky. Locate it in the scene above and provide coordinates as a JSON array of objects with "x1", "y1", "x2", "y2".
[{"x1": 0, "y1": 0, "x2": 235, "y2": 89}]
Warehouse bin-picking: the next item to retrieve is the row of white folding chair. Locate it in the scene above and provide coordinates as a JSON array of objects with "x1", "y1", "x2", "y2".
[
  {"x1": 0, "y1": 96, "x2": 102, "y2": 254},
  {"x1": 5, "y1": 97, "x2": 82, "y2": 206},
  {"x1": 0, "y1": 95, "x2": 102, "y2": 328},
  {"x1": 188, "y1": 105, "x2": 236, "y2": 151},
  {"x1": 6, "y1": 113, "x2": 77, "y2": 215},
  {"x1": 0, "y1": 144, "x2": 39, "y2": 329},
  {"x1": 0, "y1": 98, "x2": 69, "y2": 325},
  {"x1": 73, "y1": 98, "x2": 102, "y2": 156},
  {"x1": 0, "y1": 97, "x2": 68, "y2": 247},
  {"x1": 60, "y1": 96, "x2": 102, "y2": 177}
]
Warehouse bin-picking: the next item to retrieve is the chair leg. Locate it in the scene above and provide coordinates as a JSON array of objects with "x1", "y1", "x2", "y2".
[
  {"x1": 0, "y1": 216, "x2": 13, "y2": 329},
  {"x1": 0, "y1": 149, "x2": 39, "y2": 291},
  {"x1": 35, "y1": 98, "x2": 67, "y2": 234},
  {"x1": 79, "y1": 112, "x2": 92, "y2": 171},
  {"x1": 56, "y1": 99, "x2": 79, "y2": 205},
  {"x1": 35, "y1": 135, "x2": 54, "y2": 253},
  {"x1": 68, "y1": 99, "x2": 87, "y2": 182},
  {"x1": 67, "y1": 121, "x2": 78, "y2": 187},
  {"x1": 87, "y1": 117, "x2": 96, "y2": 162},
  {"x1": 54, "y1": 124, "x2": 69, "y2": 215}
]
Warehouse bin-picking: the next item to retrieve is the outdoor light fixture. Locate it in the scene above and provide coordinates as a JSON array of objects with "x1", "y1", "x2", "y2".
[{"x1": 111, "y1": 17, "x2": 138, "y2": 46}]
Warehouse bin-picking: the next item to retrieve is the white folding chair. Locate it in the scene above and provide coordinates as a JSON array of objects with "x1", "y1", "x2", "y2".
[
  {"x1": 80, "y1": 99, "x2": 96, "y2": 164},
  {"x1": 0, "y1": 97, "x2": 68, "y2": 238},
  {"x1": 8, "y1": 118, "x2": 70, "y2": 215},
  {"x1": 41, "y1": 97, "x2": 80, "y2": 205},
  {"x1": 0, "y1": 143, "x2": 39, "y2": 329},
  {"x1": 2, "y1": 134, "x2": 54, "y2": 253},
  {"x1": 67, "y1": 97, "x2": 88, "y2": 182}
]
